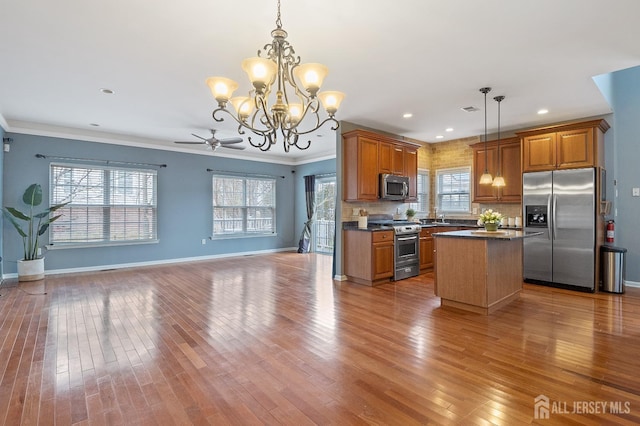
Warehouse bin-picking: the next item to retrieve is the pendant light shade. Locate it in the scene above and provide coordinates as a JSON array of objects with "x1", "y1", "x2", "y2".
[
  {"x1": 492, "y1": 95, "x2": 506, "y2": 188},
  {"x1": 479, "y1": 87, "x2": 493, "y2": 185},
  {"x1": 479, "y1": 172, "x2": 494, "y2": 185}
]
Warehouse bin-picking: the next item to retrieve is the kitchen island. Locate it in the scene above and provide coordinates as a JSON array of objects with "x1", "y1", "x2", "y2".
[{"x1": 433, "y1": 230, "x2": 540, "y2": 315}]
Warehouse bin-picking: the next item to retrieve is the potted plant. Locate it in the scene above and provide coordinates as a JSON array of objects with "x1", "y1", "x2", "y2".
[
  {"x1": 405, "y1": 208, "x2": 416, "y2": 221},
  {"x1": 3, "y1": 183, "x2": 68, "y2": 281},
  {"x1": 478, "y1": 209, "x2": 503, "y2": 232}
]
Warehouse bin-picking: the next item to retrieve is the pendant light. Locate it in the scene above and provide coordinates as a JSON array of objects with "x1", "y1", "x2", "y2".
[
  {"x1": 492, "y1": 95, "x2": 506, "y2": 188},
  {"x1": 478, "y1": 87, "x2": 493, "y2": 185}
]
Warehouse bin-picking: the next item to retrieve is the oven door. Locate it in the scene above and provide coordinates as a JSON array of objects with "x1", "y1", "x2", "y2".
[
  {"x1": 395, "y1": 233, "x2": 419, "y2": 266},
  {"x1": 394, "y1": 233, "x2": 420, "y2": 280}
]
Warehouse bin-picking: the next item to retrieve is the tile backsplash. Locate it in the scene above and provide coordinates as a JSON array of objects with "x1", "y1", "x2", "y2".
[{"x1": 341, "y1": 201, "x2": 521, "y2": 222}]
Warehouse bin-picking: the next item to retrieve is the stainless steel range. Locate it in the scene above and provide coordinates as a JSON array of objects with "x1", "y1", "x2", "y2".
[
  {"x1": 392, "y1": 223, "x2": 421, "y2": 280},
  {"x1": 369, "y1": 219, "x2": 421, "y2": 280}
]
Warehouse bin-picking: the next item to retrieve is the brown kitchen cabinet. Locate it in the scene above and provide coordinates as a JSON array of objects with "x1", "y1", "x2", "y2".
[
  {"x1": 403, "y1": 146, "x2": 418, "y2": 201},
  {"x1": 518, "y1": 119, "x2": 609, "y2": 172},
  {"x1": 419, "y1": 228, "x2": 434, "y2": 270},
  {"x1": 344, "y1": 229, "x2": 394, "y2": 286},
  {"x1": 378, "y1": 141, "x2": 405, "y2": 175},
  {"x1": 472, "y1": 138, "x2": 522, "y2": 203},
  {"x1": 343, "y1": 132, "x2": 379, "y2": 201},
  {"x1": 342, "y1": 129, "x2": 420, "y2": 201}
]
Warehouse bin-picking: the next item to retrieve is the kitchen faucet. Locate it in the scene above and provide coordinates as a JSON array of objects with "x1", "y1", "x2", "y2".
[{"x1": 440, "y1": 213, "x2": 446, "y2": 223}]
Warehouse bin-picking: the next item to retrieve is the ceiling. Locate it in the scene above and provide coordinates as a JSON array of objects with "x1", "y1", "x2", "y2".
[{"x1": 2, "y1": 0, "x2": 640, "y2": 165}]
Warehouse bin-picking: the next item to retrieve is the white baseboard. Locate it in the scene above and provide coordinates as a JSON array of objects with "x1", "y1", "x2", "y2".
[
  {"x1": 334, "y1": 274, "x2": 348, "y2": 281},
  {"x1": 1, "y1": 247, "x2": 298, "y2": 280},
  {"x1": 624, "y1": 280, "x2": 640, "y2": 288}
]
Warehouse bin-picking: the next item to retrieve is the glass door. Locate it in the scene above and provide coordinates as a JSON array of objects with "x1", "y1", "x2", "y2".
[{"x1": 313, "y1": 176, "x2": 336, "y2": 254}]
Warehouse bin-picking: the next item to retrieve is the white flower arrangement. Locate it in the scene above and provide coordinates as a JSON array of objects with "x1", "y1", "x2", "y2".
[{"x1": 478, "y1": 209, "x2": 503, "y2": 225}]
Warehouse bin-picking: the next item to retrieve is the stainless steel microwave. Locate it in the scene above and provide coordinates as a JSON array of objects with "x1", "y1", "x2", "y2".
[{"x1": 380, "y1": 173, "x2": 409, "y2": 200}]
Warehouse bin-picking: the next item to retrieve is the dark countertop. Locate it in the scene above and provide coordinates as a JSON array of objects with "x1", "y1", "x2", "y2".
[
  {"x1": 343, "y1": 221, "x2": 523, "y2": 232},
  {"x1": 343, "y1": 223, "x2": 394, "y2": 232},
  {"x1": 433, "y1": 230, "x2": 541, "y2": 240}
]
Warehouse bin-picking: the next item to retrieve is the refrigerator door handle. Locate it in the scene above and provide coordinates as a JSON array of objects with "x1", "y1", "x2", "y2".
[
  {"x1": 547, "y1": 194, "x2": 553, "y2": 240},
  {"x1": 552, "y1": 194, "x2": 558, "y2": 240}
]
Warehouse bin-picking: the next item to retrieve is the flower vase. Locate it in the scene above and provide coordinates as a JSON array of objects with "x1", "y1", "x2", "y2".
[{"x1": 484, "y1": 222, "x2": 499, "y2": 232}]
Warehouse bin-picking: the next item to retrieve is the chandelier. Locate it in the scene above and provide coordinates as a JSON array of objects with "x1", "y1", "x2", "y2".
[{"x1": 205, "y1": 0, "x2": 345, "y2": 152}]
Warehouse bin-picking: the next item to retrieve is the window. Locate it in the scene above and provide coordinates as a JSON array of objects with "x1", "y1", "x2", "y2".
[
  {"x1": 436, "y1": 167, "x2": 470, "y2": 213},
  {"x1": 212, "y1": 175, "x2": 276, "y2": 237},
  {"x1": 409, "y1": 169, "x2": 430, "y2": 214},
  {"x1": 50, "y1": 164, "x2": 157, "y2": 246}
]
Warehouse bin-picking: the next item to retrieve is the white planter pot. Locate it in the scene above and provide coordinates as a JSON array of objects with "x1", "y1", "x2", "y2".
[{"x1": 17, "y1": 258, "x2": 45, "y2": 282}]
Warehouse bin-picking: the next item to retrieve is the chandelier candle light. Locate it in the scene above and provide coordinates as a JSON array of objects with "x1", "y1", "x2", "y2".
[
  {"x1": 206, "y1": 0, "x2": 345, "y2": 152},
  {"x1": 479, "y1": 87, "x2": 493, "y2": 185}
]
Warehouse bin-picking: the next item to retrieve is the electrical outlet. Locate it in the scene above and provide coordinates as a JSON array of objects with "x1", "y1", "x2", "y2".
[
  {"x1": 201, "y1": 239, "x2": 206, "y2": 245},
  {"x1": 633, "y1": 187, "x2": 640, "y2": 197},
  {"x1": 472, "y1": 207, "x2": 478, "y2": 214}
]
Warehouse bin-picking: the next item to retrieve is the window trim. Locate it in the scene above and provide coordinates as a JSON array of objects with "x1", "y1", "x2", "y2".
[
  {"x1": 211, "y1": 174, "x2": 277, "y2": 239},
  {"x1": 435, "y1": 166, "x2": 471, "y2": 213},
  {"x1": 48, "y1": 162, "x2": 158, "y2": 248}
]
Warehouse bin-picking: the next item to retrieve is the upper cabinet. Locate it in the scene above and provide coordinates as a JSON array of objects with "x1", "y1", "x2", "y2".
[
  {"x1": 403, "y1": 146, "x2": 418, "y2": 200},
  {"x1": 472, "y1": 137, "x2": 522, "y2": 204},
  {"x1": 378, "y1": 141, "x2": 405, "y2": 175},
  {"x1": 343, "y1": 129, "x2": 419, "y2": 201},
  {"x1": 517, "y1": 119, "x2": 610, "y2": 172},
  {"x1": 343, "y1": 132, "x2": 379, "y2": 201}
]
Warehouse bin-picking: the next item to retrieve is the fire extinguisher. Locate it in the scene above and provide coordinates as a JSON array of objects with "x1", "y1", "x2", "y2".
[{"x1": 606, "y1": 220, "x2": 615, "y2": 243}]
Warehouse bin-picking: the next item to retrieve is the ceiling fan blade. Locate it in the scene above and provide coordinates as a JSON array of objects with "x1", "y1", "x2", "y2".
[
  {"x1": 221, "y1": 145, "x2": 246, "y2": 150},
  {"x1": 219, "y1": 138, "x2": 244, "y2": 145},
  {"x1": 191, "y1": 133, "x2": 210, "y2": 142},
  {"x1": 174, "y1": 141, "x2": 206, "y2": 144}
]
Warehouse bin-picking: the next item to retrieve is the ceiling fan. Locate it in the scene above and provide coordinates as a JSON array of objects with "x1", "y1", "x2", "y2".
[{"x1": 174, "y1": 129, "x2": 245, "y2": 151}]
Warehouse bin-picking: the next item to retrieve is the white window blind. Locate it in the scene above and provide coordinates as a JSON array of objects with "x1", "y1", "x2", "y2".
[
  {"x1": 50, "y1": 164, "x2": 157, "y2": 245},
  {"x1": 436, "y1": 167, "x2": 470, "y2": 213},
  {"x1": 212, "y1": 175, "x2": 276, "y2": 237},
  {"x1": 409, "y1": 169, "x2": 430, "y2": 214}
]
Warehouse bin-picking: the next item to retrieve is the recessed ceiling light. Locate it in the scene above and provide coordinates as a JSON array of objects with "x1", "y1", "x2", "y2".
[
  {"x1": 403, "y1": 113, "x2": 413, "y2": 118},
  {"x1": 435, "y1": 135, "x2": 444, "y2": 139},
  {"x1": 461, "y1": 106, "x2": 480, "y2": 113},
  {"x1": 538, "y1": 109, "x2": 549, "y2": 115},
  {"x1": 445, "y1": 128, "x2": 454, "y2": 132},
  {"x1": 89, "y1": 123, "x2": 100, "y2": 127},
  {"x1": 100, "y1": 88, "x2": 114, "y2": 94}
]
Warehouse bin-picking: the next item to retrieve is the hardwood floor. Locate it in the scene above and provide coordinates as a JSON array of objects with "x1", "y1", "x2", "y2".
[{"x1": 1, "y1": 252, "x2": 640, "y2": 425}]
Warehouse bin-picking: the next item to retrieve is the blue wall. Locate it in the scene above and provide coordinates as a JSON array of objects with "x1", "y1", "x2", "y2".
[
  {"x1": 2, "y1": 133, "x2": 314, "y2": 275},
  {"x1": 608, "y1": 66, "x2": 640, "y2": 282}
]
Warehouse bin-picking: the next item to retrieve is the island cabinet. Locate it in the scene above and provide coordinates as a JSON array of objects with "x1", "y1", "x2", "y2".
[
  {"x1": 344, "y1": 229, "x2": 394, "y2": 286},
  {"x1": 472, "y1": 137, "x2": 521, "y2": 203},
  {"x1": 517, "y1": 119, "x2": 610, "y2": 172},
  {"x1": 434, "y1": 231, "x2": 529, "y2": 315},
  {"x1": 342, "y1": 129, "x2": 420, "y2": 202}
]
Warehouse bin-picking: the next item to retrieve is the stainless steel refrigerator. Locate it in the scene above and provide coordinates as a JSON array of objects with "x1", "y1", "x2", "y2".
[{"x1": 522, "y1": 168, "x2": 596, "y2": 291}]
